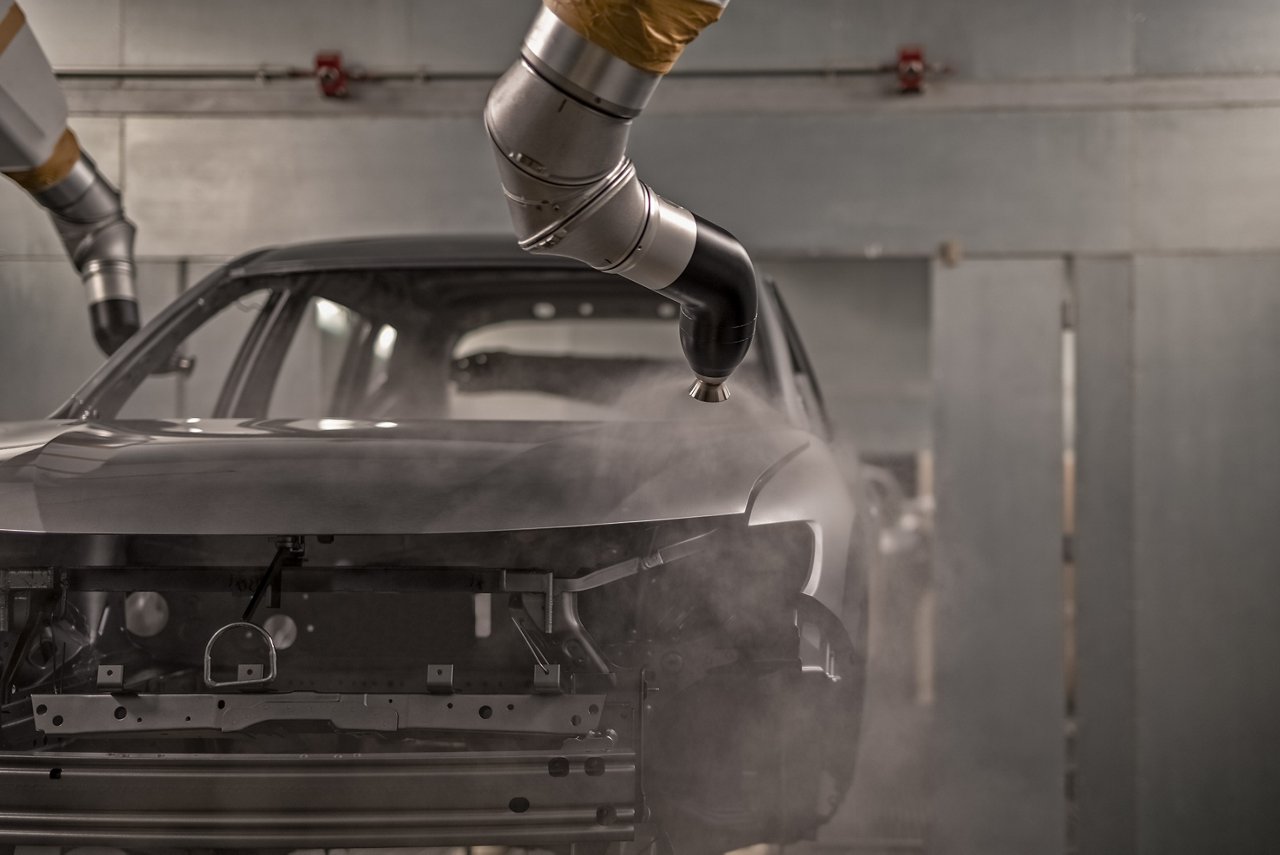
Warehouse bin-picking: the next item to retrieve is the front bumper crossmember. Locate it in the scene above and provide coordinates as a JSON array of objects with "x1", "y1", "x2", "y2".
[
  {"x1": 28, "y1": 691, "x2": 606, "y2": 737},
  {"x1": 0, "y1": 748, "x2": 638, "y2": 848}
]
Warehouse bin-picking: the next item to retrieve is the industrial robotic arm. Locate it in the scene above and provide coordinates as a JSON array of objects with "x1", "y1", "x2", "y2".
[
  {"x1": 0, "y1": 0, "x2": 138, "y2": 355},
  {"x1": 487, "y1": 0, "x2": 757, "y2": 402}
]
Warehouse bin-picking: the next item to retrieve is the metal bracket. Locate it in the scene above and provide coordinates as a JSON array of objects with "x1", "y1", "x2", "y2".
[
  {"x1": 427, "y1": 664, "x2": 454, "y2": 694},
  {"x1": 504, "y1": 571, "x2": 556, "y2": 633},
  {"x1": 96, "y1": 664, "x2": 124, "y2": 691},
  {"x1": 204, "y1": 622, "x2": 277, "y2": 689},
  {"x1": 237, "y1": 664, "x2": 266, "y2": 682},
  {"x1": 561, "y1": 728, "x2": 617, "y2": 753},
  {"x1": 534, "y1": 663, "x2": 563, "y2": 695}
]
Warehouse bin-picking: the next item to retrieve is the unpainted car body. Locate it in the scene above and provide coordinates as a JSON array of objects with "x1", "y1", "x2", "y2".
[{"x1": 0, "y1": 238, "x2": 873, "y2": 854}]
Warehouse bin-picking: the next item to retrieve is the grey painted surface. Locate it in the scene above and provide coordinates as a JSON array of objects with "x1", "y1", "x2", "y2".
[
  {"x1": 119, "y1": 111, "x2": 1131, "y2": 259},
  {"x1": 765, "y1": 258, "x2": 931, "y2": 455},
  {"x1": 0, "y1": 117, "x2": 121, "y2": 259},
  {"x1": 930, "y1": 259, "x2": 1066, "y2": 855},
  {"x1": 1131, "y1": 255, "x2": 1280, "y2": 855},
  {"x1": 1074, "y1": 257, "x2": 1138, "y2": 855},
  {"x1": 1134, "y1": 108, "x2": 1280, "y2": 253},
  {"x1": 1137, "y1": 0, "x2": 1280, "y2": 75}
]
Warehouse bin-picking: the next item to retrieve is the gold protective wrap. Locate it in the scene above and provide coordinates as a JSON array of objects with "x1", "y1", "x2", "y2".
[
  {"x1": 0, "y1": 2, "x2": 26, "y2": 56},
  {"x1": 3, "y1": 127, "x2": 80, "y2": 193},
  {"x1": 544, "y1": 0, "x2": 725, "y2": 75}
]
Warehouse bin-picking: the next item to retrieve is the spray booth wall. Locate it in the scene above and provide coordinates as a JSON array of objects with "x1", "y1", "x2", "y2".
[{"x1": 1, "y1": 2, "x2": 1279, "y2": 854}]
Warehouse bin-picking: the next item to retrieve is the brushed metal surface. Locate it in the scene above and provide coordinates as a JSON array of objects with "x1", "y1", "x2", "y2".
[{"x1": 522, "y1": 5, "x2": 660, "y2": 117}]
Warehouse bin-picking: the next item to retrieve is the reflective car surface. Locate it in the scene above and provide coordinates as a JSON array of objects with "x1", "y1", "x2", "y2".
[{"x1": 0, "y1": 237, "x2": 873, "y2": 854}]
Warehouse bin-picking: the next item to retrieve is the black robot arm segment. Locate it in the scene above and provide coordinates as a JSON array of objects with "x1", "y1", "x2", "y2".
[
  {"x1": 666, "y1": 216, "x2": 758, "y2": 401},
  {"x1": 485, "y1": 0, "x2": 757, "y2": 401}
]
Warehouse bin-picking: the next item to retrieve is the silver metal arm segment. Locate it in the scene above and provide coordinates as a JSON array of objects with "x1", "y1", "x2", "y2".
[
  {"x1": 0, "y1": 1, "x2": 139, "y2": 354},
  {"x1": 486, "y1": 1, "x2": 756, "y2": 401}
]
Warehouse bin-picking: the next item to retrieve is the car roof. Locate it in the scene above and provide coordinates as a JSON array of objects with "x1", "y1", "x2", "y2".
[{"x1": 231, "y1": 235, "x2": 584, "y2": 279}]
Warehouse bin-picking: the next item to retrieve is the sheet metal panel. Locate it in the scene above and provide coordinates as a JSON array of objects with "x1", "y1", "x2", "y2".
[
  {"x1": 930, "y1": 259, "x2": 1066, "y2": 855},
  {"x1": 1073, "y1": 256, "x2": 1138, "y2": 855},
  {"x1": 1131, "y1": 254, "x2": 1280, "y2": 855},
  {"x1": 1134, "y1": 108, "x2": 1280, "y2": 253}
]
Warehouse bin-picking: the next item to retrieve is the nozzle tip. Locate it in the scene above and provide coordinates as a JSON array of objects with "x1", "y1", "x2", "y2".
[{"x1": 687, "y1": 378, "x2": 730, "y2": 403}]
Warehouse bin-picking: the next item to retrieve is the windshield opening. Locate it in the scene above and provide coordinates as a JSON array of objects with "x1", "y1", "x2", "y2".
[{"x1": 88, "y1": 267, "x2": 777, "y2": 423}]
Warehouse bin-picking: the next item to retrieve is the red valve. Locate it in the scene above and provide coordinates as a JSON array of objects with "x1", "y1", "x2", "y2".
[
  {"x1": 314, "y1": 51, "x2": 349, "y2": 98},
  {"x1": 896, "y1": 45, "x2": 927, "y2": 95}
]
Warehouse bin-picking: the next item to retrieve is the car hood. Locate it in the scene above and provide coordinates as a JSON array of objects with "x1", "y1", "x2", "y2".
[{"x1": 0, "y1": 418, "x2": 811, "y2": 535}]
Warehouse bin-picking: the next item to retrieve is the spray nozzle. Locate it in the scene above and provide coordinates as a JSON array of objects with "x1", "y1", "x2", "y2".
[{"x1": 687, "y1": 378, "x2": 730, "y2": 403}]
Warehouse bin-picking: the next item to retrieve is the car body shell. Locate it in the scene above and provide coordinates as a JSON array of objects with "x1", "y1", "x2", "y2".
[{"x1": 0, "y1": 237, "x2": 872, "y2": 852}]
